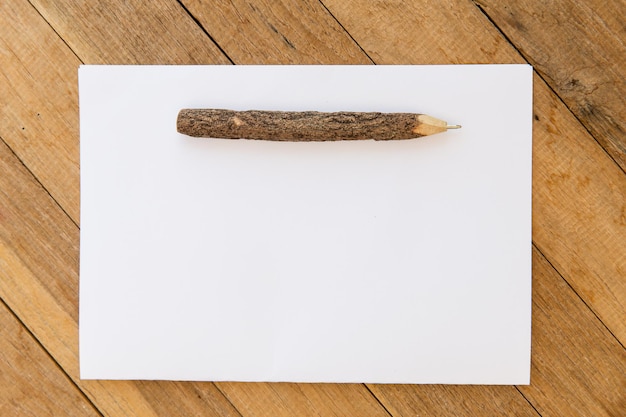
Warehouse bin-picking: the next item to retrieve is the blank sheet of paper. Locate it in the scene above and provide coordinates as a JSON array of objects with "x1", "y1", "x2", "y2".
[{"x1": 79, "y1": 65, "x2": 532, "y2": 384}]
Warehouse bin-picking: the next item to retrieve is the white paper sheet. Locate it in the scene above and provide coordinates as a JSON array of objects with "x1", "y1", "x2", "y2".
[{"x1": 79, "y1": 65, "x2": 532, "y2": 384}]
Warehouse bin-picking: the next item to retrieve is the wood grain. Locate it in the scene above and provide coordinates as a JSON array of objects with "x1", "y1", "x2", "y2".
[
  {"x1": 520, "y1": 247, "x2": 626, "y2": 416},
  {"x1": 131, "y1": 382, "x2": 241, "y2": 417},
  {"x1": 0, "y1": 0, "x2": 81, "y2": 222},
  {"x1": 29, "y1": 0, "x2": 230, "y2": 64},
  {"x1": 181, "y1": 0, "x2": 371, "y2": 64},
  {"x1": 531, "y1": 74, "x2": 626, "y2": 343},
  {"x1": 321, "y1": 0, "x2": 522, "y2": 65},
  {"x1": 368, "y1": 385, "x2": 539, "y2": 417},
  {"x1": 476, "y1": 0, "x2": 626, "y2": 171},
  {"x1": 216, "y1": 383, "x2": 392, "y2": 417},
  {"x1": 0, "y1": 301, "x2": 99, "y2": 417}
]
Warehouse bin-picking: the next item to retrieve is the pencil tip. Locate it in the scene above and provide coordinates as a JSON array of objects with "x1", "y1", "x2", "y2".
[{"x1": 447, "y1": 124, "x2": 462, "y2": 129}]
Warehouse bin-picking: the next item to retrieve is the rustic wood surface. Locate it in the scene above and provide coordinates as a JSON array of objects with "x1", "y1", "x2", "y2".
[{"x1": 0, "y1": 0, "x2": 624, "y2": 416}]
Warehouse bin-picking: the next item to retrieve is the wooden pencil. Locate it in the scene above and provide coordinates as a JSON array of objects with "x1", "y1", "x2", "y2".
[{"x1": 177, "y1": 109, "x2": 460, "y2": 141}]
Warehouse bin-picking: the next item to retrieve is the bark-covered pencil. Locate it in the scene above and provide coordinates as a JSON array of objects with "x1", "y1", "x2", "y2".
[{"x1": 177, "y1": 109, "x2": 460, "y2": 141}]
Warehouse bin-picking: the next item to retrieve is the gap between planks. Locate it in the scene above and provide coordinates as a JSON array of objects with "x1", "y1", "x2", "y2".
[
  {"x1": 315, "y1": 0, "x2": 375, "y2": 63},
  {"x1": 26, "y1": 0, "x2": 83, "y2": 64},
  {"x1": 175, "y1": 0, "x2": 235, "y2": 64},
  {"x1": 0, "y1": 134, "x2": 78, "y2": 229},
  {"x1": 532, "y1": 242, "x2": 625, "y2": 350},
  {"x1": 514, "y1": 386, "x2": 543, "y2": 417}
]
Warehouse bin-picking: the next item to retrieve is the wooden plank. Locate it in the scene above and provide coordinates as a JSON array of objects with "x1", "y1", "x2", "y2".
[
  {"x1": 475, "y1": 0, "x2": 626, "y2": 171},
  {"x1": 30, "y1": 0, "x2": 230, "y2": 65},
  {"x1": 0, "y1": 300, "x2": 99, "y2": 417},
  {"x1": 0, "y1": 139, "x2": 239, "y2": 417},
  {"x1": 531, "y1": 73, "x2": 626, "y2": 342},
  {"x1": 216, "y1": 383, "x2": 392, "y2": 417},
  {"x1": 320, "y1": 0, "x2": 523, "y2": 65},
  {"x1": 0, "y1": 0, "x2": 81, "y2": 222},
  {"x1": 322, "y1": 0, "x2": 626, "y2": 346},
  {"x1": 368, "y1": 385, "x2": 538, "y2": 417},
  {"x1": 521, "y1": 247, "x2": 626, "y2": 416},
  {"x1": 180, "y1": 0, "x2": 371, "y2": 64},
  {"x1": 130, "y1": 382, "x2": 242, "y2": 417}
]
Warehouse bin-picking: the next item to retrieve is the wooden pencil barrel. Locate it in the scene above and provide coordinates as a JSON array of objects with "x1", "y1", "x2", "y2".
[{"x1": 177, "y1": 109, "x2": 447, "y2": 141}]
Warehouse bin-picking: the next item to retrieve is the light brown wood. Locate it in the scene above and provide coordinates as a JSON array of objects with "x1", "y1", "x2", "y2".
[
  {"x1": 130, "y1": 382, "x2": 242, "y2": 417},
  {"x1": 368, "y1": 385, "x2": 539, "y2": 417},
  {"x1": 216, "y1": 383, "x2": 391, "y2": 417},
  {"x1": 177, "y1": 109, "x2": 453, "y2": 140},
  {"x1": 531, "y1": 74, "x2": 626, "y2": 343},
  {"x1": 181, "y1": 0, "x2": 371, "y2": 64},
  {"x1": 29, "y1": 0, "x2": 230, "y2": 65},
  {"x1": 476, "y1": 0, "x2": 626, "y2": 171},
  {"x1": 322, "y1": 0, "x2": 522, "y2": 65},
  {"x1": 519, "y1": 247, "x2": 626, "y2": 416},
  {"x1": 0, "y1": 0, "x2": 81, "y2": 222},
  {"x1": 0, "y1": 301, "x2": 99, "y2": 417}
]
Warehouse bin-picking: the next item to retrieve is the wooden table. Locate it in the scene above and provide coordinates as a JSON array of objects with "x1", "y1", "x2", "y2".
[{"x1": 1, "y1": 1, "x2": 624, "y2": 416}]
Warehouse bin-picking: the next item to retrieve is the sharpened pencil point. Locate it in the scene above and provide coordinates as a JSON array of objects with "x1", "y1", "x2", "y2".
[{"x1": 447, "y1": 124, "x2": 462, "y2": 129}]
